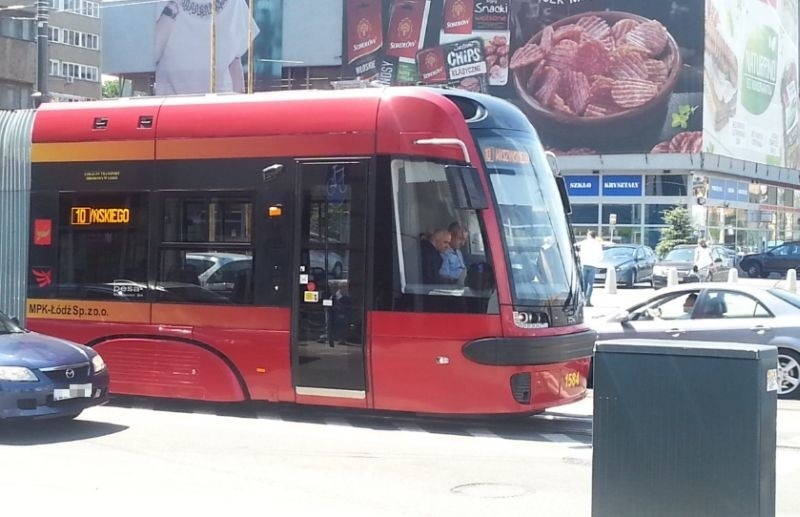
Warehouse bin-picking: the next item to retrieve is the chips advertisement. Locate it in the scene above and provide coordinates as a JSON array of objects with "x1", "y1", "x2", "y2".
[{"x1": 342, "y1": 0, "x2": 798, "y2": 165}]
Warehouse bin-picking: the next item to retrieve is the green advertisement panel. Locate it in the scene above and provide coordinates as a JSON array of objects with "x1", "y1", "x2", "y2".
[{"x1": 703, "y1": 0, "x2": 799, "y2": 168}]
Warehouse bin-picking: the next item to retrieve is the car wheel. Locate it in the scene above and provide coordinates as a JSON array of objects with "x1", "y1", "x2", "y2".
[
  {"x1": 746, "y1": 262, "x2": 763, "y2": 279},
  {"x1": 778, "y1": 349, "x2": 800, "y2": 400},
  {"x1": 626, "y1": 270, "x2": 637, "y2": 288},
  {"x1": 331, "y1": 262, "x2": 343, "y2": 278}
]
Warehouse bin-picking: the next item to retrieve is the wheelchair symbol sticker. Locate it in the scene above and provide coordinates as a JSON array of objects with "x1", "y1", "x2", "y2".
[{"x1": 327, "y1": 165, "x2": 347, "y2": 205}]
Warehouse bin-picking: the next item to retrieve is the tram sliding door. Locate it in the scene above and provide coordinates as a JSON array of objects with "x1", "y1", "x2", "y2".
[{"x1": 292, "y1": 161, "x2": 368, "y2": 398}]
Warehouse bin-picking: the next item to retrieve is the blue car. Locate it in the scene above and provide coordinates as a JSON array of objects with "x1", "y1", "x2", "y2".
[{"x1": 0, "y1": 311, "x2": 109, "y2": 420}]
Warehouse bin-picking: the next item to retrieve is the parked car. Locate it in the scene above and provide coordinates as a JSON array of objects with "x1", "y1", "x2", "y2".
[
  {"x1": 0, "y1": 310, "x2": 109, "y2": 419},
  {"x1": 739, "y1": 241, "x2": 800, "y2": 278},
  {"x1": 186, "y1": 252, "x2": 251, "y2": 288},
  {"x1": 309, "y1": 249, "x2": 346, "y2": 278},
  {"x1": 591, "y1": 283, "x2": 800, "y2": 399},
  {"x1": 651, "y1": 244, "x2": 731, "y2": 288},
  {"x1": 594, "y1": 244, "x2": 656, "y2": 288}
]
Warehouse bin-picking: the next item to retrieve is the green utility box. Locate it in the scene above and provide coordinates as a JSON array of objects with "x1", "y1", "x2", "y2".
[{"x1": 592, "y1": 340, "x2": 777, "y2": 517}]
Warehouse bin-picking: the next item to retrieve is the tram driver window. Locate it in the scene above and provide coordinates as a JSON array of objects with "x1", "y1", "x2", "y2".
[{"x1": 388, "y1": 159, "x2": 497, "y2": 313}]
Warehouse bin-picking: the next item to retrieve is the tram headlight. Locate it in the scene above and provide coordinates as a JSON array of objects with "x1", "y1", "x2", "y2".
[{"x1": 513, "y1": 310, "x2": 550, "y2": 329}]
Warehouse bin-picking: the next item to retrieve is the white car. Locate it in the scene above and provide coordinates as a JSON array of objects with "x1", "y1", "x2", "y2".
[{"x1": 186, "y1": 252, "x2": 252, "y2": 290}]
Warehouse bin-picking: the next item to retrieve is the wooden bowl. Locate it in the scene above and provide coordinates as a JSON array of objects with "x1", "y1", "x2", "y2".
[{"x1": 512, "y1": 11, "x2": 682, "y2": 149}]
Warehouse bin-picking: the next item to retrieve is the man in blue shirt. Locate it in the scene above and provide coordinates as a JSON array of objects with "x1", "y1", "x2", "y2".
[{"x1": 440, "y1": 222, "x2": 467, "y2": 284}]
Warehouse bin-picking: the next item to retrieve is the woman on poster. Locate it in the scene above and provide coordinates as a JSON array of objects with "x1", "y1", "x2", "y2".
[{"x1": 155, "y1": 0, "x2": 260, "y2": 95}]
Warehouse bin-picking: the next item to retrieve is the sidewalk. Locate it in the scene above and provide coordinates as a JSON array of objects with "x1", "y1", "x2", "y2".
[{"x1": 583, "y1": 285, "x2": 652, "y2": 321}]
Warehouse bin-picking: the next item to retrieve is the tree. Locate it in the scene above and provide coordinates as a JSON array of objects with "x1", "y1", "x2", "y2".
[
  {"x1": 102, "y1": 79, "x2": 121, "y2": 98},
  {"x1": 655, "y1": 205, "x2": 695, "y2": 257}
]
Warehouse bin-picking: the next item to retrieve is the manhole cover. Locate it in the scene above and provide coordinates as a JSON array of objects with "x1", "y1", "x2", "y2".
[{"x1": 451, "y1": 483, "x2": 531, "y2": 499}]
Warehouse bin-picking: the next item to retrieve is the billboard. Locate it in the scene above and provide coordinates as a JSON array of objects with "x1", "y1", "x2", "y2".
[
  {"x1": 702, "y1": 0, "x2": 800, "y2": 168},
  {"x1": 153, "y1": 0, "x2": 283, "y2": 95},
  {"x1": 343, "y1": 0, "x2": 707, "y2": 156}
]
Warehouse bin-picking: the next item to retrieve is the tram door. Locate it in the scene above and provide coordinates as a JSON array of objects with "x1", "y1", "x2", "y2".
[{"x1": 292, "y1": 161, "x2": 368, "y2": 398}]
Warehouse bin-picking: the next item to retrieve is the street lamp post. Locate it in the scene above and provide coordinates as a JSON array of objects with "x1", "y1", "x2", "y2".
[
  {"x1": 36, "y1": 0, "x2": 48, "y2": 103},
  {"x1": 210, "y1": 0, "x2": 216, "y2": 93},
  {"x1": 1, "y1": 2, "x2": 47, "y2": 104}
]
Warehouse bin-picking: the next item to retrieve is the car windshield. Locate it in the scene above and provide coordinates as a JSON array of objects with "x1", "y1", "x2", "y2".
[
  {"x1": 477, "y1": 129, "x2": 577, "y2": 307},
  {"x1": 604, "y1": 247, "x2": 634, "y2": 260},
  {"x1": 664, "y1": 248, "x2": 694, "y2": 262},
  {"x1": 767, "y1": 288, "x2": 800, "y2": 309},
  {"x1": 0, "y1": 311, "x2": 25, "y2": 334}
]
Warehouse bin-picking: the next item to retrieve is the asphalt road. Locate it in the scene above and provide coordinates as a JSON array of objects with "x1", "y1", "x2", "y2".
[{"x1": 0, "y1": 393, "x2": 798, "y2": 516}]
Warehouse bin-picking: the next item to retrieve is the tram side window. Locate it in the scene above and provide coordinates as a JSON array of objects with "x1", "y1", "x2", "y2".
[
  {"x1": 387, "y1": 158, "x2": 497, "y2": 313},
  {"x1": 52, "y1": 193, "x2": 149, "y2": 301},
  {"x1": 157, "y1": 196, "x2": 254, "y2": 304}
]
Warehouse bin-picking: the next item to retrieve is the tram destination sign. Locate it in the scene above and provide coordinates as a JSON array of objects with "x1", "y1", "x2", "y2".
[{"x1": 70, "y1": 207, "x2": 131, "y2": 226}]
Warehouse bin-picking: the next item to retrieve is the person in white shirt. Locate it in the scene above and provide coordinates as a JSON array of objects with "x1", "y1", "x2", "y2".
[
  {"x1": 693, "y1": 239, "x2": 713, "y2": 278},
  {"x1": 154, "y1": 0, "x2": 260, "y2": 95},
  {"x1": 578, "y1": 230, "x2": 603, "y2": 307}
]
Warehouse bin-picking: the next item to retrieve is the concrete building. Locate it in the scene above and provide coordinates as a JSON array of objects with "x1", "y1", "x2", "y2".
[
  {"x1": 0, "y1": 2, "x2": 36, "y2": 109},
  {"x1": 47, "y1": 0, "x2": 102, "y2": 101},
  {"x1": 0, "y1": 0, "x2": 101, "y2": 109}
]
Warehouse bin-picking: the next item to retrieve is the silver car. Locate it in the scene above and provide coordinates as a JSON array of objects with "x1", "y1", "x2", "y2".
[{"x1": 592, "y1": 283, "x2": 800, "y2": 399}]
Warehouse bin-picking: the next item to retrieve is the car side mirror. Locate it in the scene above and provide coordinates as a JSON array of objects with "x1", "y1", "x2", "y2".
[{"x1": 714, "y1": 258, "x2": 723, "y2": 263}]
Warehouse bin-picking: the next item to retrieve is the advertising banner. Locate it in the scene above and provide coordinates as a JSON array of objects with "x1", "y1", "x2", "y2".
[
  {"x1": 152, "y1": 0, "x2": 283, "y2": 95},
  {"x1": 702, "y1": 0, "x2": 800, "y2": 168},
  {"x1": 343, "y1": 0, "x2": 706, "y2": 156},
  {"x1": 708, "y1": 177, "x2": 751, "y2": 201},
  {"x1": 601, "y1": 175, "x2": 643, "y2": 196},
  {"x1": 565, "y1": 175, "x2": 600, "y2": 196}
]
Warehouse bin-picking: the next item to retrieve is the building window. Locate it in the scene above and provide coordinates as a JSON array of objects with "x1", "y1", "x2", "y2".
[
  {"x1": 62, "y1": 0, "x2": 99, "y2": 18},
  {"x1": 570, "y1": 204, "x2": 599, "y2": 224},
  {"x1": 49, "y1": 59, "x2": 60, "y2": 76},
  {"x1": 0, "y1": 82, "x2": 34, "y2": 109},
  {"x1": 645, "y1": 175, "x2": 688, "y2": 196},
  {"x1": 59, "y1": 61, "x2": 100, "y2": 82},
  {"x1": 0, "y1": 16, "x2": 35, "y2": 41},
  {"x1": 602, "y1": 204, "x2": 642, "y2": 225},
  {"x1": 52, "y1": 27, "x2": 100, "y2": 50},
  {"x1": 644, "y1": 204, "x2": 677, "y2": 225}
]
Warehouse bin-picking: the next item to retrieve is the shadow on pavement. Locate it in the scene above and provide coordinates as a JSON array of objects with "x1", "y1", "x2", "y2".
[
  {"x1": 108, "y1": 395, "x2": 592, "y2": 444},
  {"x1": 0, "y1": 418, "x2": 128, "y2": 445}
]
